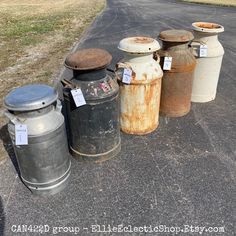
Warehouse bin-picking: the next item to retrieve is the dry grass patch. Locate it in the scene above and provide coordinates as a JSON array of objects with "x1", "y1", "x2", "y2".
[
  {"x1": 182, "y1": 0, "x2": 236, "y2": 6},
  {"x1": 0, "y1": 0, "x2": 105, "y2": 162}
]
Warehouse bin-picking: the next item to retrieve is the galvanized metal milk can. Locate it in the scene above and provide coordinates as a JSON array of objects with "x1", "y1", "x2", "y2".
[
  {"x1": 157, "y1": 30, "x2": 196, "y2": 117},
  {"x1": 4, "y1": 84, "x2": 71, "y2": 195},
  {"x1": 116, "y1": 36, "x2": 163, "y2": 135},
  {"x1": 191, "y1": 22, "x2": 224, "y2": 103},
  {"x1": 63, "y1": 48, "x2": 121, "y2": 162}
]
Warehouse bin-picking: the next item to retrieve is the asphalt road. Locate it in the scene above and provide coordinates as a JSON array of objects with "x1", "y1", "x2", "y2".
[{"x1": 1, "y1": 0, "x2": 236, "y2": 235}]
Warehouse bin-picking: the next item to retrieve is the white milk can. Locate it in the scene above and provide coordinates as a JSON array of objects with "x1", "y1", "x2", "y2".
[{"x1": 191, "y1": 22, "x2": 224, "y2": 103}]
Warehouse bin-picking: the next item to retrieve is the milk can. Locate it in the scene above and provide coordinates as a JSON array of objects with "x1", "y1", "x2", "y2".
[
  {"x1": 191, "y1": 22, "x2": 224, "y2": 103},
  {"x1": 63, "y1": 48, "x2": 121, "y2": 162},
  {"x1": 4, "y1": 84, "x2": 71, "y2": 195},
  {"x1": 157, "y1": 30, "x2": 196, "y2": 117},
  {"x1": 116, "y1": 36, "x2": 163, "y2": 135}
]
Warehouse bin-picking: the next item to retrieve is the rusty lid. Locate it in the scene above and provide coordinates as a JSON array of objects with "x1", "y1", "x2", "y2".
[
  {"x1": 192, "y1": 22, "x2": 224, "y2": 33},
  {"x1": 65, "y1": 48, "x2": 112, "y2": 70},
  {"x1": 118, "y1": 36, "x2": 160, "y2": 53},
  {"x1": 159, "y1": 30, "x2": 194, "y2": 42}
]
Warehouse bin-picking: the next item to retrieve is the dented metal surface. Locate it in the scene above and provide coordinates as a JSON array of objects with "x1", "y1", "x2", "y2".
[
  {"x1": 157, "y1": 30, "x2": 196, "y2": 117},
  {"x1": 63, "y1": 49, "x2": 121, "y2": 162},
  {"x1": 117, "y1": 37, "x2": 163, "y2": 135}
]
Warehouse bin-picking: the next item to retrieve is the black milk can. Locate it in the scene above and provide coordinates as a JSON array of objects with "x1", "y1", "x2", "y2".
[{"x1": 63, "y1": 48, "x2": 121, "y2": 162}]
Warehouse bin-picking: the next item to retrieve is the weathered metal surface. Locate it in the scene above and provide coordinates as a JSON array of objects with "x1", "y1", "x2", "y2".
[
  {"x1": 118, "y1": 36, "x2": 160, "y2": 53},
  {"x1": 4, "y1": 85, "x2": 71, "y2": 196},
  {"x1": 117, "y1": 37, "x2": 163, "y2": 135},
  {"x1": 64, "y1": 48, "x2": 112, "y2": 71},
  {"x1": 158, "y1": 30, "x2": 196, "y2": 117},
  {"x1": 191, "y1": 22, "x2": 224, "y2": 103},
  {"x1": 63, "y1": 49, "x2": 121, "y2": 162},
  {"x1": 159, "y1": 29, "x2": 194, "y2": 42}
]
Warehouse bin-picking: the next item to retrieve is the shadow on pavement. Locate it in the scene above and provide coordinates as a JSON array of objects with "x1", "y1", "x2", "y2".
[
  {"x1": 0, "y1": 196, "x2": 5, "y2": 236},
  {"x1": 0, "y1": 124, "x2": 20, "y2": 175}
]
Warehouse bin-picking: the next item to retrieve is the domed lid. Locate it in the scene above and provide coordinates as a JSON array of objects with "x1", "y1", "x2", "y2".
[
  {"x1": 159, "y1": 29, "x2": 194, "y2": 42},
  {"x1": 64, "y1": 48, "x2": 112, "y2": 71},
  {"x1": 192, "y1": 22, "x2": 224, "y2": 33},
  {"x1": 118, "y1": 36, "x2": 160, "y2": 53},
  {"x1": 4, "y1": 84, "x2": 58, "y2": 111}
]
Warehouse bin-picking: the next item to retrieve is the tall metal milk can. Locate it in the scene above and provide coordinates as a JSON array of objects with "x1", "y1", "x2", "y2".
[
  {"x1": 4, "y1": 84, "x2": 71, "y2": 195},
  {"x1": 191, "y1": 22, "x2": 224, "y2": 103},
  {"x1": 157, "y1": 30, "x2": 196, "y2": 117},
  {"x1": 63, "y1": 48, "x2": 121, "y2": 162},
  {"x1": 116, "y1": 37, "x2": 163, "y2": 135}
]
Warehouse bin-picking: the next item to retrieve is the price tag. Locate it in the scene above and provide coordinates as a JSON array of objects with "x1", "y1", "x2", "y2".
[
  {"x1": 71, "y1": 88, "x2": 86, "y2": 107},
  {"x1": 15, "y1": 124, "x2": 28, "y2": 145},
  {"x1": 199, "y1": 45, "x2": 208, "y2": 57},
  {"x1": 122, "y1": 68, "x2": 132, "y2": 84},
  {"x1": 163, "y1": 57, "x2": 172, "y2": 70}
]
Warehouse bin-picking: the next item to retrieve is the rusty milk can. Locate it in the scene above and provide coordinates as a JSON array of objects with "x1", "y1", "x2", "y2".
[
  {"x1": 63, "y1": 48, "x2": 121, "y2": 162},
  {"x1": 157, "y1": 29, "x2": 196, "y2": 117},
  {"x1": 116, "y1": 36, "x2": 163, "y2": 135},
  {"x1": 191, "y1": 22, "x2": 224, "y2": 103},
  {"x1": 4, "y1": 84, "x2": 71, "y2": 195}
]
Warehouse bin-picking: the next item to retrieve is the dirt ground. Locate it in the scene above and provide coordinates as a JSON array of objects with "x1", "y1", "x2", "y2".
[{"x1": 0, "y1": 0, "x2": 105, "y2": 163}]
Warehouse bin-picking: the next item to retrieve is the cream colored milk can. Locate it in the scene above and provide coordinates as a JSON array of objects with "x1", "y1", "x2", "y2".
[{"x1": 191, "y1": 22, "x2": 224, "y2": 103}]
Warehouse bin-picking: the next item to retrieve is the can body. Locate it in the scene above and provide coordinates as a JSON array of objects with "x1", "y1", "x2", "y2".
[
  {"x1": 191, "y1": 22, "x2": 224, "y2": 102},
  {"x1": 64, "y1": 74, "x2": 121, "y2": 162},
  {"x1": 6, "y1": 102, "x2": 71, "y2": 195},
  {"x1": 117, "y1": 54, "x2": 163, "y2": 134},
  {"x1": 158, "y1": 43, "x2": 196, "y2": 117}
]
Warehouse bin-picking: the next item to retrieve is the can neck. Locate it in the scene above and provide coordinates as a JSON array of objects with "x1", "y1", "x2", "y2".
[
  {"x1": 123, "y1": 53, "x2": 153, "y2": 63},
  {"x1": 162, "y1": 42, "x2": 189, "y2": 51},
  {"x1": 72, "y1": 68, "x2": 107, "y2": 81},
  {"x1": 12, "y1": 105, "x2": 54, "y2": 118},
  {"x1": 193, "y1": 31, "x2": 219, "y2": 43}
]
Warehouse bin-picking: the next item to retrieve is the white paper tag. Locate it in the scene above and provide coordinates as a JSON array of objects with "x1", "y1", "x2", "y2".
[
  {"x1": 71, "y1": 88, "x2": 86, "y2": 107},
  {"x1": 163, "y1": 57, "x2": 172, "y2": 70},
  {"x1": 15, "y1": 124, "x2": 28, "y2": 145},
  {"x1": 122, "y1": 68, "x2": 132, "y2": 84},
  {"x1": 199, "y1": 45, "x2": 208, "y2": 57}
]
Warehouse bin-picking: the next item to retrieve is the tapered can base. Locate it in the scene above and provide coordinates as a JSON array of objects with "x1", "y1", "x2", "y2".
[
  {"x1": 121, "y1": 123, "x2": 159, "y2": 135},
  {"x1": 22, "y1": 164, "x2": 71, "y2": 196},
  {"x1": 70, "y1": 139, "x2": 121, "y2": 163}
]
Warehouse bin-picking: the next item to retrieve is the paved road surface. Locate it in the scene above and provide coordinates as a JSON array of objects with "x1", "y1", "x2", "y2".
[{"x1": 1, "y1": 0, "x2": 236, "y2": 235}]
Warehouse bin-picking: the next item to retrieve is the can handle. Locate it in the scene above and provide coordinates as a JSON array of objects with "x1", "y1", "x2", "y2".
[
  {"x1": 116, "y1": 62, "x2": 132, "y2": 70},
  {"x1": 4, "y1": 110, "x2": 19, "y2": 124},
  {"x1": 153, "y1": 51, "x2": 160, "y2": 63},
  {"x1": 189, "y1": 39, "x2": 207, "y2": 57},
  {"x1": 55, "y1": 99, "x2": 62, "y2": 112}
]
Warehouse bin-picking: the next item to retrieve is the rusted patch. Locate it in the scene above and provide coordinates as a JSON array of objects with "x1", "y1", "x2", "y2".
[
  {"x1": 131, "y1": 37, "x2": 154, "y2": 44},
  {"x1": 142, "y1": 73, "x2": 147, "y2": 80},
  {"x1": 65, "y1": 48, "x2": 112, "y2": 71},
  {"x1": 194, "y1": 22, "x2": 221, "y2": 29},
  {"x1": 158, "y1": 41, "x2": 196, "y2": 117},
  {"x1": 120, "y1": 76, "x2": 162, "y2": 135}
]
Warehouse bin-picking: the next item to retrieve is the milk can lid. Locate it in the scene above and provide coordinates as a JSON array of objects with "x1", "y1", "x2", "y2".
[
  {"x1": 64, "y1": 48, "x2": 112, "y2": 71},
  {"x1": 4, "y1": 84, "x2": 58, "y2": 111},
  {"x1": 118, "y1": 36, "x2": 160, "y2": 53},
  {"x1": 159, "y1": 29, "x2": 194, "y2": 42}
]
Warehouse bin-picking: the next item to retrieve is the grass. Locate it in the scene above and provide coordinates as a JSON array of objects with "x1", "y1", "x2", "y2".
[
  {"x1": 0, "y1": 0, "x2": 105, "y2": 162},
  {"x1": 182, "y1": 0, "x2": 236, "y2": 7}
]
